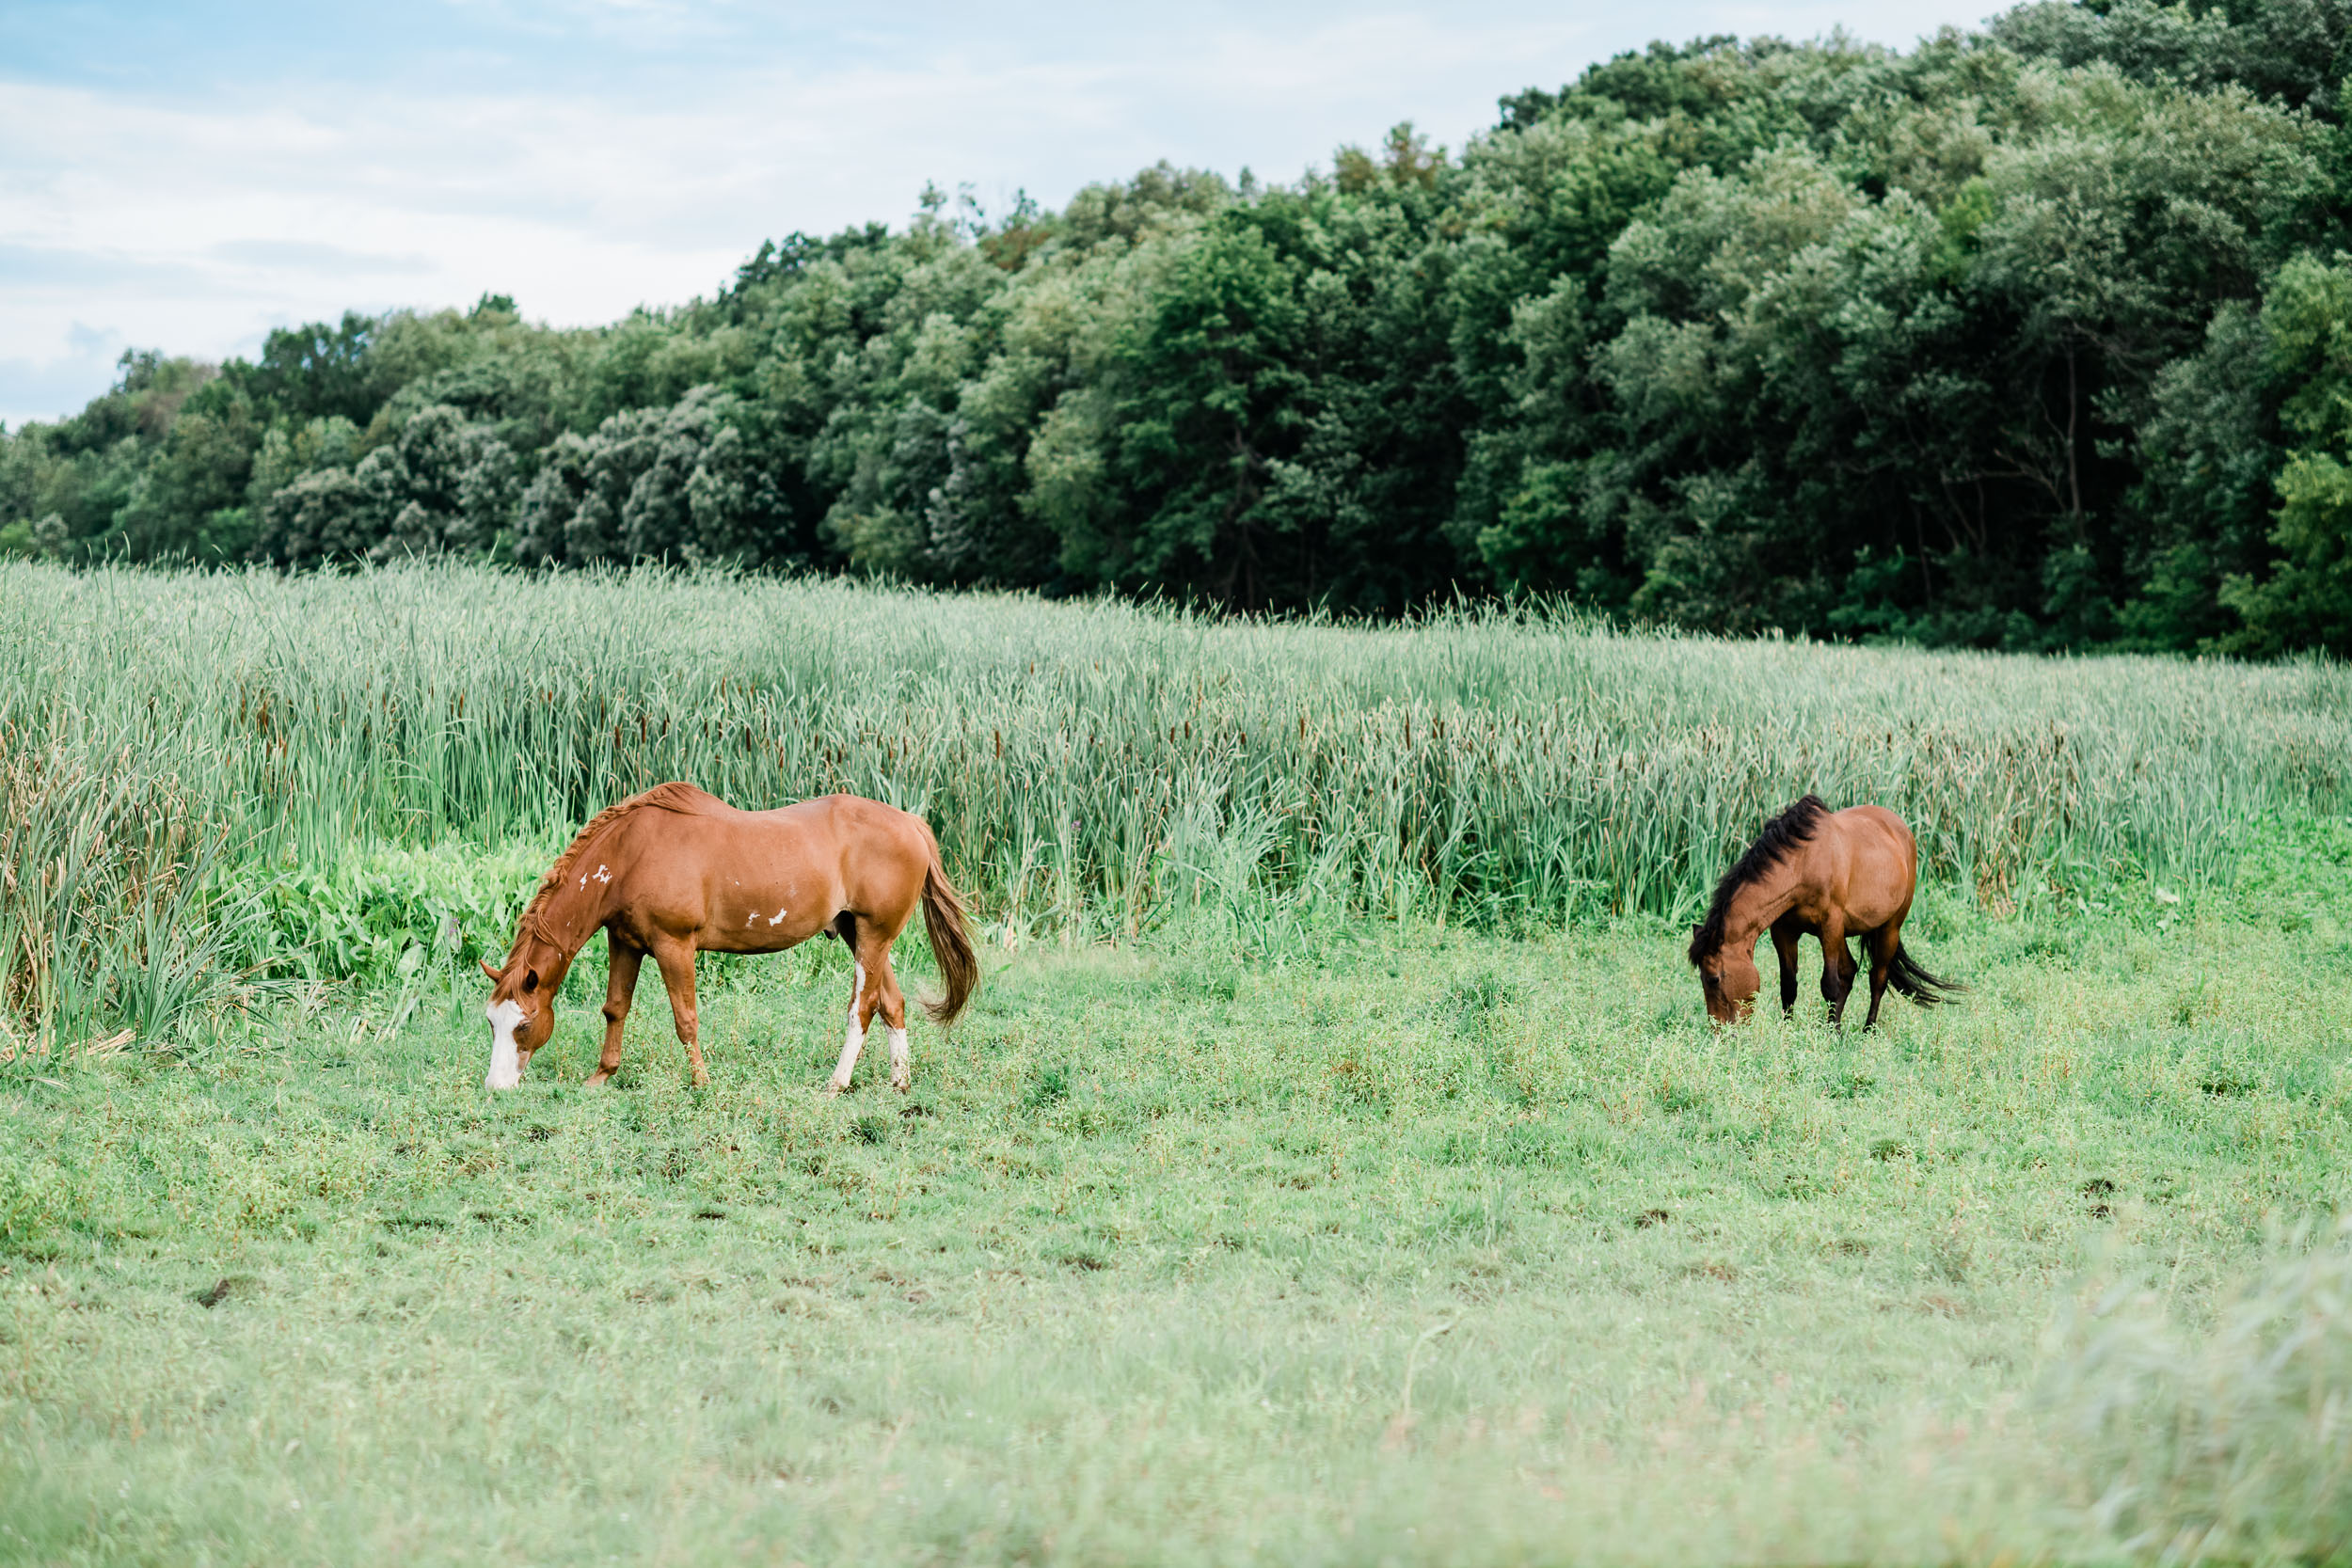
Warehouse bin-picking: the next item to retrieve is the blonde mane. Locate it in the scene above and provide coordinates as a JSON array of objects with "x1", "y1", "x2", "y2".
[{"x1": 516, "y1": 781, "x2": 724, "y2": 946}]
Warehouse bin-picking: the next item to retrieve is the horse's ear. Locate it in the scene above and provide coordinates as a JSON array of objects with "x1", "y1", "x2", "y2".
[
  {"x1": 479, "y1": 959, "x2": 501, "y2": 983},
  {"x1": 1691, "y1": 924, "x2": 1704, "y2": 941}
]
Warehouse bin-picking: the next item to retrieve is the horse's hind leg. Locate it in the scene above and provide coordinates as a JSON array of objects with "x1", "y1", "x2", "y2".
[
  {"x1": 825, "y1": 915, "x2": 875, "y2": 1096},
  {"x1": 846, "y1": 921, "x2": 911, "y2": 1093},
  {"x1": 869, "y1": 940, "x2": 912, "y2": 1092},
  {"x1": 586, "y1": 934, "x2": 643, "y2": 1087},
  {"x1": 649, "y1": 937, "x2": 708, "y2": 1088},
  {"x1": 1861, "y1": 924, "x2": 1899, "y2": 1030}
]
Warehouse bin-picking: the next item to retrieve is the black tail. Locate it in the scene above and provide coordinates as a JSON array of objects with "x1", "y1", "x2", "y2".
[{"x1": 1883, "y1": 942, "x2": 1963, "y2": 1007}]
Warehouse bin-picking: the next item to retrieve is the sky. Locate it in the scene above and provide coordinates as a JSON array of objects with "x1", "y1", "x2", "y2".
[{"x1": 1, "y1": 0, "x2": 2001, "y2": 428}]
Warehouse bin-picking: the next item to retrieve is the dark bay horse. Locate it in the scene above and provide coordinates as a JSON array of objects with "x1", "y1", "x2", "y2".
[
  {"x1": 1687, "y1": 795, "x2": 1959, "y2": 1027},
  {"x1": 480, "y1": 783, "x2": 977, "y2": 1093}
]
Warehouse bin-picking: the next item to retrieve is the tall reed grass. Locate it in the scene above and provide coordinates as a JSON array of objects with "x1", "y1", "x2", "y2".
[{"x1": 1, "y1": 562, "x2": 2344, "y2": 1038}]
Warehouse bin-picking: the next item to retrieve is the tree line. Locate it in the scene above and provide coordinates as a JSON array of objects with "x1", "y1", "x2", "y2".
[{"x1": 6, "y1": 0, "x2": 2349, "y2": 654}]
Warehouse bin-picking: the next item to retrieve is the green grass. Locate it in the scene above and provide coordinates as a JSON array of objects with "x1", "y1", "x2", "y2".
[
  {"x1": 4, "y1": 565, "x2": 2351, "y2": 1561},
  {"x1": 4, "y1": 866, "x2": 2350, "y2": 1563},
  {"x1": 3, "y1": 561, "x2": 2348, "y2": 1043}
]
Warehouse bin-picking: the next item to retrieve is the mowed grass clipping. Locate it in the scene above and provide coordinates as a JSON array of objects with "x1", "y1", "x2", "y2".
[
  {"x1": 5, "y1": 879, "x2": 2352, "y2": 1563},
  {"x1": 2, "y1": 561, "x2": 2349, "y2": 1042}
]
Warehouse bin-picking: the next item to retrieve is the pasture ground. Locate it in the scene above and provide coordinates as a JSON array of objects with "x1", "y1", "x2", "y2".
[{"x1": 4, "y1": 824, "x2": 2350, "y2": 1565}]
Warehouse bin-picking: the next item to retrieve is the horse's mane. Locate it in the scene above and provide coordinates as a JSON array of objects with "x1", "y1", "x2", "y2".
[
  {"x1": 516, "y1": 781, "x2": 725, "y2": 946},
  {"x1": 1688, "y1": 794, "x2": 1831, "y2": 964}
]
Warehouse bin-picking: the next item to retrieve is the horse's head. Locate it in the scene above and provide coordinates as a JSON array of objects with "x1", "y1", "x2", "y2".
[
  {"x1": 480, "y1": 947, "x2": 560, "y2": 1090},
  {"x1": 1690, "y1": 927, "x2": 1758, "y2": 1024}
]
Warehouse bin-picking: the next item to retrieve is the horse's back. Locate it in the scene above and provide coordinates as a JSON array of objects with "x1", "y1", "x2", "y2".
[
  {"x1": 742, "y1": 792, "x2": 929, "y2": 848},
  {"x1": 646, "y1": 789, "x2": 930, "y2": 865},
  {"x1": 1830, "y1": 804, "x2": 1918, "y2": 923},
  {"x1": 608, "y1": 787, "x2": 932, "y2": 946},
  {"x1": 727, "y1": 791, "x2": 932, "y2": 881},
  {"x1": 1837, "y1": 804, "x2": 1914, "y2": 853},
  {"x1": 631, "y1": 780, "x2": 736, "y2": 819}
]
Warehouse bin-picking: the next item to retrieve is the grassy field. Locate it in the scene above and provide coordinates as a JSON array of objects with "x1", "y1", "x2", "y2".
[
  {"x1": 2, "y1": 565, "x2": 2351, "y2": 1563},
  {"x1": 3, "y1": 562, "x2": 2348, "y2": 1045},
  {"x1": 5, "y1": 868, "x2": 2352, "y2": 1564}
]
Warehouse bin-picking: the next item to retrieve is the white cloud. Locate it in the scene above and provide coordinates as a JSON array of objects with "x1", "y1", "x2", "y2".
[{"x1": 0, "y1": 0, "x2": 1992, "y2": 425}]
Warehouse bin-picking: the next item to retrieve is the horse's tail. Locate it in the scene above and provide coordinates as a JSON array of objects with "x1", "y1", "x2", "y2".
[
  {"x1": 1883, "y1": 941, "x2": 1963, "y2": 1007},
  {"x1": 918, "y1": 836, "x2": 978, "y2": 1027}
]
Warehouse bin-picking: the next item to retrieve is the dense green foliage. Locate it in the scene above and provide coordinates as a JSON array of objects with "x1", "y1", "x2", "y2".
[
  {"x1": 5, "y1": 876, "x2": 2351, "y2": 1561},
  {"x1": 2, "y1": 562, "x2": 2345, "y2": 1046},
  {"x1": 5, "y1": 0, "x2": 2348, "y2": 650}
]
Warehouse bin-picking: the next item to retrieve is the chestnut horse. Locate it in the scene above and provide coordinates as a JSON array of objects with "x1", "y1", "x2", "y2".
[
  {"x1": 1687, "y1": 795, "x2": 1959, "y2": 1027},
  {"x1": 479, "y1": 783, "x2": 976, "y2": 1094}
]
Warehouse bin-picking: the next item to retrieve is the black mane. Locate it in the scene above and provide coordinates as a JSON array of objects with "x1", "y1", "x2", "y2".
[{"x1": 1688, "y1": 795, "x2": 1831, "y2": 964}]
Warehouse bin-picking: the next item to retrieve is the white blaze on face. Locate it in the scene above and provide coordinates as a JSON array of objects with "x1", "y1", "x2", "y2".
[{"x1": 485, "y1": 999, "x2": 525, "y2": 1091}]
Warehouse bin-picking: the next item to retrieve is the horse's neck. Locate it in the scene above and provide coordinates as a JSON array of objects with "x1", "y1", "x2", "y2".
[
  {"x1": 1723, "y1": 878, "x2": 1798, "y2": 951},
  {"x1": 527, "y1": 874, "x2": 610, "y2": 966}
]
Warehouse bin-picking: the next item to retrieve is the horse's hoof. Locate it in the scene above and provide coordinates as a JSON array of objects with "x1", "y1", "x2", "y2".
[{"x1": 822, "y1": 1081, "x2": 845, "y2": 1099}]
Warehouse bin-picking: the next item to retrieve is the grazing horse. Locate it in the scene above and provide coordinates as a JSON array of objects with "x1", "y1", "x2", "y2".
[
  {"x1": 1687, "y1": 795, "x2": 1959, "y2": 1027},
  {"x1": 479, "y1": 783, "x2": 977, "y2": 1094}
]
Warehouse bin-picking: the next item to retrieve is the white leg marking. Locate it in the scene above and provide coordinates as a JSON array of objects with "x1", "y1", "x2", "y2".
[
  {"x1": 826, "y1": 962, "x2": 867, "y2": 1094},
  {"x1": 485, "y1": 999, "x2": 524, "y2": 1091},
  {"x1": 829, "y1": 1017, "x2": 865, "y2": 1093},
  {"x1": 888, "y1": 1025, "x2": 911, "y2": 1091}
]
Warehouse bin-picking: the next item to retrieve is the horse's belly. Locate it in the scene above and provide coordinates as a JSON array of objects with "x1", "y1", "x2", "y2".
[{"x1": 704, "y1": 882, "x2": 834, "y2": 952}]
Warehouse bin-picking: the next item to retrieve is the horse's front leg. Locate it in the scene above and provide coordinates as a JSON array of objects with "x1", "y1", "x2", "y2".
[
  {"x1": 1861, "y1": 924, "x2": 1899, "y2": 1030},
  {"x1": 586, "y1": 933, "x2": 643, "y2": 1087},
  {"x1": 1818, "y1": 920, "x2": 1857, "y2": 1025},
  {"x1": 1771, "y1": 918, "x2": 1803, "y2": 1017},
  {"x1": 649, "y1": 937, "x2": 708, "y2": 1088}
]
